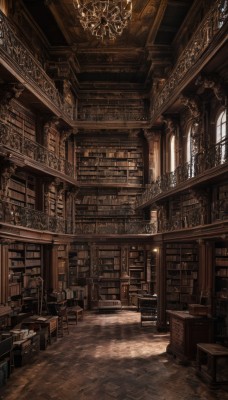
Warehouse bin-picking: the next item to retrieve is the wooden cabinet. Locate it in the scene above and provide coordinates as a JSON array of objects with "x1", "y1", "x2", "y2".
[
  {"x1": 167, "y1": 311, "x2": 213, "y2": 364},
  {"x1": 0, "y1": 335, "x2": 13, "y2": 386},
  {"x1": 12, "y1": 333, "x2": 40, "y2": 367}
]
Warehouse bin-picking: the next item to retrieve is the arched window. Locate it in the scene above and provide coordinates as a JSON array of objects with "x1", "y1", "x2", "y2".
[
  {"x1": 186, "y1": 125, "x2": 195, "y2": 177},
  {"x1": 216, "y1": 109, "x2": 227, "y2": 163},
  {"x1": 170, "y1": 134, "x2": 176, "y2": 172}
]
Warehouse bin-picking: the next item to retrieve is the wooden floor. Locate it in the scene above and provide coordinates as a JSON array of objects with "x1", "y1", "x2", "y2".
[{"x1": 0, "y1": 310, "x2": 228, "y2": 400}]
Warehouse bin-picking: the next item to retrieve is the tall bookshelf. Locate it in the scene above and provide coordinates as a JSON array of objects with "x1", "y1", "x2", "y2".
[
  {"x1": 8, "y1": 242, "x2": 42, "y2": 310},
  {"x1": 128, "y1": 246, "x2": 145, "y2": 296},
  {"x1": 69, "y1": 243, "x2": 90, "y2": 286},
  {"x1": 214, "y1": 242, "x2": 228, "y2": 345},
  {"x1": 98, "y1": 246, "x2": 121, "y2": 300},
  {"x1": 57, "y1": 245, "x2": 68, "y2": 292},
  {"x1": 8, "y1": 173, "x2": 36, "y2": 209},
  {"x1": 166, "y1": 243, "x2": 198, "y2": 311},
  {"x1": 146, "y1": 250, "x2": 157, "y2": 294},
  {"x1": 76, "y1": 187, "x2": 141, "y2": 218},
  {"x1": 76, "y1": 137, "x2": 144, "y2": 185},
  {"x1": 7, "y1": 101, "x2": 36, "y2": 142}
]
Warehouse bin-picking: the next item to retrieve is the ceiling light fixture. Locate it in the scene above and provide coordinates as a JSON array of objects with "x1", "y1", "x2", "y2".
[{"x1": 73, "y1": 0, "x2": 132, "y2": 41}]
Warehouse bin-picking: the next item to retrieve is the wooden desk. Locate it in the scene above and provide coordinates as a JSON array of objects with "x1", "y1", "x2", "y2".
[
  {"x1": 167, "y1": 311, "x2": 213, "y2": 364},
  {"x1": 196, "y1": 343, "x2": 228, "y2": 388},
  {"x1": 21, "y1": 315, "x2": 58, "y2": 345}
]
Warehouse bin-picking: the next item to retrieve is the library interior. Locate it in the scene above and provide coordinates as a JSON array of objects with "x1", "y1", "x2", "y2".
[{"x1": 0, "y1": 0, "x2": 228, "y2": 399}]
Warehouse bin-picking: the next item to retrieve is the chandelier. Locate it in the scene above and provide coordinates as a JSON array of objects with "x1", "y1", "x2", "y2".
[{"x1": 73, "y1": 0, "x2": 132, "y2": 41}]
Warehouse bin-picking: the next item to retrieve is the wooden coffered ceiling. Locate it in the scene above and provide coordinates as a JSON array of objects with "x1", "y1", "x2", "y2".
[{"x1": 21, "y1": 0, "x2": 194, "y2": 92}]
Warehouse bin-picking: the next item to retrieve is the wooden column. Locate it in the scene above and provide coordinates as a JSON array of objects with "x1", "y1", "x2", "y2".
[
  {"x1": 156, "y1": 243, "x2": 167, "y2": 331},
  {"x1": 144, "y1": 129, "x2": 161, "y2": 183},
  {"x1": 0, "y1": 242, "x2": 9, "y2": 304},
  {"x1": 198, "y1": 240, "x2": 213, "y2": 314},
  {"x1": 120, "y1": 245, "x2": 129, "y2": 306},
  {"x1": 49, "y1": 244, "x2": 59, "y2": 292}
]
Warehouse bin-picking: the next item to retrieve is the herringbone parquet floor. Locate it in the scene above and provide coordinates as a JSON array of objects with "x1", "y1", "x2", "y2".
[{"x1": 0, "y1": 310, "x2": 228, "y2": 400}]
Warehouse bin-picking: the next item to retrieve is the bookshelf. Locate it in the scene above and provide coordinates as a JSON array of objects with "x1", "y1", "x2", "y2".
[
  {"x1": 76, "y1": 136, "x2": 144, "y2": 186},
  {"x1": 8, "y1": 173, "x2": 36, "y2": 209},
  {"x1": 214, "y1": 243, "x2": 228, "y2": 344},
  {"x1": 213, "y1": 183, "x2": 228, "y2": 221},
  {"x1": 98, "y1": 246, "x2": 121, "y2": 300},
  {"x1": 7, "y1": 101, "x2": 36, "y2": 142},
  {"x1": 69, "y1": 243, "x2": 90, "y2": 286},
  {"x1": 57, "y1": 245, "x2": 68, "y2": 292},
  {"x1": 166, "y1": 243, "x2": 198, "y2": 311},
  {"x1": 129, "y1": 246, "x2": 145, "y2": 296},
  {"x1": 8, "y1": 242, "x2": 42, "y2": 310},
  {"x1": 76, "y1": 187, "x2": 141, "y2": 218},
  {"x1": 146, "y1": 250, "x2": 157, "y2": 294}
]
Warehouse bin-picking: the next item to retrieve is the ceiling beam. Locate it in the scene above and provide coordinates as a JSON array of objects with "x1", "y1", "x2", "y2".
[{"x1": 146, "y1": 0, "x2": 168, "y2": 46}]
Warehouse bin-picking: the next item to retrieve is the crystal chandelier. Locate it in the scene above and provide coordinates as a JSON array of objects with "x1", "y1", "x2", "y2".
[{"x1": 73, "y1": 0, "x2": 132, "y2": 41}]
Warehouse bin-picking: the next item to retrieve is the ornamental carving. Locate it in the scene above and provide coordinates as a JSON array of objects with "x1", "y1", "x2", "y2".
[
  {"x1": 180, "y1": 95, "x2": 201, "y2": 122},
  {"x1": 195, "y1": 74, "x2": 226, "y2": 104},
  {"x1": 0, "y1": 162, "x2": 16, "y2": 200},
  {"x1": 43, "y1": 116, "x2": 60, "y2": 148},
  {"x1": 0, "y1": 83, "x2": 24, "y2": 118},
  {"x1": 161, "y1": 116, "x2": 178, "y2": 135}
]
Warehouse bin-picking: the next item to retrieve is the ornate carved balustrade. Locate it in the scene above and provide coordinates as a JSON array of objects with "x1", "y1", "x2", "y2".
[
  {"x1": 0, "y1": 11, "x2": 73, "y2": 120},
  {"x1": 0, "y1": 198, "x2": 157, "y2": 235},
  {"x1": 151, "y1": 0, "x2": 228, "y2": 119},
  {"x1": 0, "y1": 200, "x2": 68, "y2": 234},
  {"x1": 0, "y1": 122, "x2": 74, "y2": 177},
  {"x1": 74, "y1": 220, "x2": 157, "y2": 235},
  {"x1": 136, "y1": 138, "x2": 228, "y2": 208}
]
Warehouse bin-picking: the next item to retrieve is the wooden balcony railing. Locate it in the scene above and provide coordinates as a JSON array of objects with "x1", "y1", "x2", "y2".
[
  {"x1": 136, "y1": 138, "x2": 228, "y2": 208},
  {"x1": 0, "y1": 200, "x2": 67, "y2": 234},
  {"x1": 74, "y1": 220, "x2": 157, "y2": 235},
  {"x1": 0, "y1": 122, "x2": 74, "y2": 177}
]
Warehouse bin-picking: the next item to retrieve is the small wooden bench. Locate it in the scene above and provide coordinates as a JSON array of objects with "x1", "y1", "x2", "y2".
[
  {"x1": 196, "y1": 343, "x2": 228, "y2": 388},
  {"x1": 67, "y1": 306, "x2": 84, "y2": 325}
]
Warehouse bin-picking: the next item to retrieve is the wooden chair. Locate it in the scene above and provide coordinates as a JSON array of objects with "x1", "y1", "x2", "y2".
[
  {"x1": 67, "y1": 305, "x2": 83, "y2": 325},
  {"x1": 56, "y1": 306, "x2": 69, "y2": 337}
]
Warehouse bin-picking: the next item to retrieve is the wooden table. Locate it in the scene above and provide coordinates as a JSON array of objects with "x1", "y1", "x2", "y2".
[
  {"x1": 196, "y1": 343, "x2": 228, "y2": 387},
  {"x1": 21, "y1": 315, "x2": 58, "y2": 345}
]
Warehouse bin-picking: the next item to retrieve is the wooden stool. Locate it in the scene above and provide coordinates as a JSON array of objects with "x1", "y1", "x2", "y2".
[
  {"x1": 67, "y1": 306, "x2": 83, "y2": 325},
  {"x1": 196, "y1": 343, "x2": 228, "y2": 388}
]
